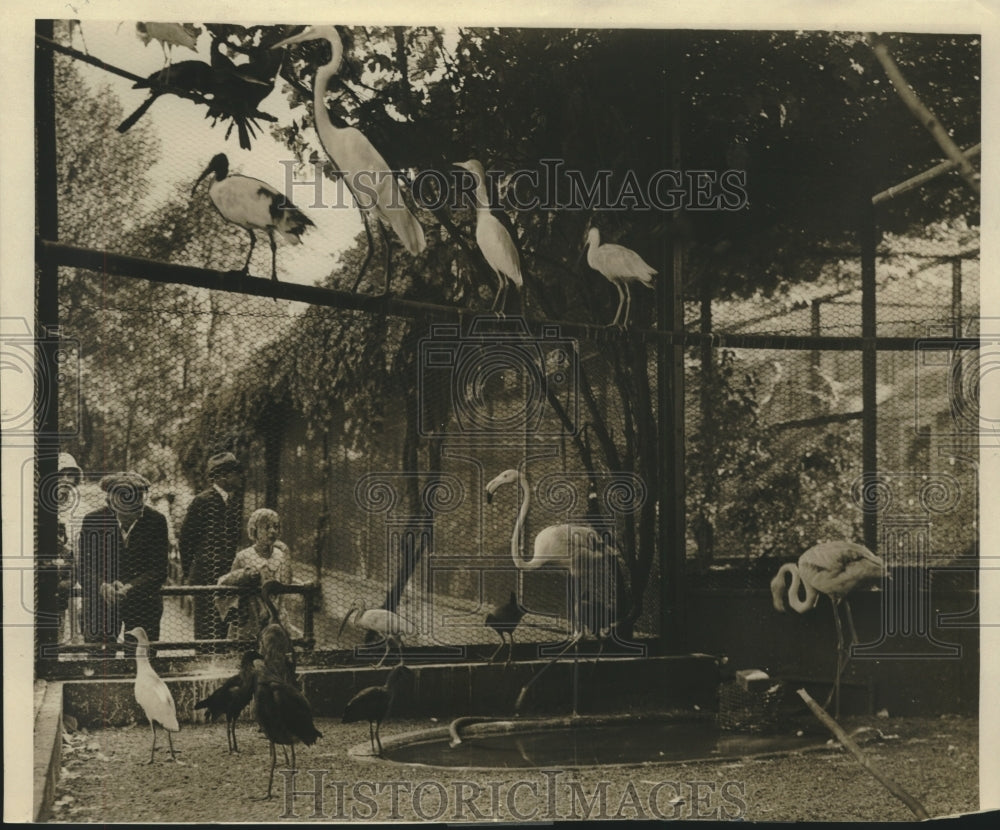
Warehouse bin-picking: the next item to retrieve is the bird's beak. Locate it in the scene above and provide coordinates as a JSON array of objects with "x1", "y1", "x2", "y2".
[
  {"x1": 486, "y1": 489, "x2": 494, "y2": 505},
  {"x1": 337, "y1": 606, "x2": 358, "y2": 639},
  {"x1": 271, "y1": 27, "x2": 315, "y2": 49},
  {"x1": 192, "y1": 163, "x2": 212, "y2": 196}
]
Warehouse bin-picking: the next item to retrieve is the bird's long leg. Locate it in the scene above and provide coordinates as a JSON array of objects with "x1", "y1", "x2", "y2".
[
  {"x1": 374, "y1": 637, "x2": 390, "y2": 669},
  {"x1": 610, "y1": 281, "x2": 626, "y2": 327},
  {"x1": 505, "y1": 632, "x2": 515, "y2": 669},
  {"x1": 823, "y1": 598, "x2": 846, "y2": 717},
  {"x1": 242, "y1": 229, "x2": 256, "y2": 274},
  {"x1": 369, "y1": 721, "x2": 376, "y2": 755},
  {"x1": 147, "y1": 722, "x2": 158, "y2": 764},
  {"x1": 282, "y1": 745, "x2": 289, "y2": 765},
  {"x1": 844, "y1": 599, "x2": 859, "y2": 648},
  {"x1": 266, "y1": 741, "x2": 276, "y2": 799},
  {"x1": 376, "y1": 721, "x2": 383, "y2": 757},
  {"x1": 514, "y1": 633, "x2": 583, "y2": 714},
  {"x1": 166, "y1": 729, "x2": 177, "y2": 762},
  {"x1": 267, "y1": 229, "x2": 278, "y2": 282},
  {"x1": 488, "y1": 635, "x2": 506, "y2": 664},
  {"x1": 379, "y1": 225, "x2": 393, "y2": 298},
  {"x1": 291, "y1": 743, "x2": 296, "y2": 774},
  {"x1": 352, "y1": 211, "x2": 375, "y2": 292},
  {"x1": 623, "y1": 283, "x2": 633, "y2": 327},
  {"x1": 230, "y1": 718, "x2": 238, "y2": 754}
]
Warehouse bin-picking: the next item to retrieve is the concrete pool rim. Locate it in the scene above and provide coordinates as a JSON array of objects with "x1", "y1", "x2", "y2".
[{"x1": 348, "y1": 710, "x2": 835, "y2": 770}]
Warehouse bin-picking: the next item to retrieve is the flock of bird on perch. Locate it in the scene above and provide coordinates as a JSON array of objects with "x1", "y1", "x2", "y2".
[{"x1": 116, "y1": 23, "x2": 658, "y2": 326}]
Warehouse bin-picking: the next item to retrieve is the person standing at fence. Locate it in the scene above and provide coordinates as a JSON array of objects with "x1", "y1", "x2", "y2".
[
  {"x1": 179, "y1": 451, "x2": 243, "y2": 643},
  {"x1": 78, "y1": 472, "x2": 170, "y2": 642},
  {"x1": 216, "y1": 508, "x2": 293, "y2": 640}
]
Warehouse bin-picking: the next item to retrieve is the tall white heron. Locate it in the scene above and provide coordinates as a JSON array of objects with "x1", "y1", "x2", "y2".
[
  {"x1": 454, "y1": 159, "x2": 523, "y2": 315},
  {"x1": 125, "y1": 626, "x2": 180, "y2": 764},
  {"x1": 584, "y1": 227, "x2": 656, "y2": 326},
  {"x1": 771, "y1": 540, "x2": 887, "y2": 717},
  {"x1": 271, "y1": 25, "x2": 426, "y2": 295}
]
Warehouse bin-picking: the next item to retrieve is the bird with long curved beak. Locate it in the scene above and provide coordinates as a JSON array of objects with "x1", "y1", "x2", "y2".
[
  {"x1": 191, "y1": 152, "x2": 314, "y2": 282},
  {"x1": 271, "y1": 25, "x2": 426, "y2": 296},
  {"x1": 338, "y1": 601, "x2": 414, "y2": 668}
]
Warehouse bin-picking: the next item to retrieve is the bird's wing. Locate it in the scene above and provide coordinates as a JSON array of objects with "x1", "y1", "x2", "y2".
[
  {"x1": 594, "y1": 243, "x2": 657, "y2": 281},
  {"x1": 136, "y1": 677, "x2": 180, "y2": 731},
  {"x1": 477, "y1": 212, "x2": 523, "y2": 285}
]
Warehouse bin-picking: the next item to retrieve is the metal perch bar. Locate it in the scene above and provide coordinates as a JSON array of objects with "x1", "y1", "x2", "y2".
[
  {"x1": 796, "y1": 688, "x2": 930, "y2": 821},
  {"x1": 37, "y1": 239, "x2": 980, "y2": 354}
]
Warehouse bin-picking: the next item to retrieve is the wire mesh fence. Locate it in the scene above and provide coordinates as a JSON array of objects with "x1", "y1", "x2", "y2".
[{"x1": 32, "y1": 22, "x2": 980, "y2": 681}]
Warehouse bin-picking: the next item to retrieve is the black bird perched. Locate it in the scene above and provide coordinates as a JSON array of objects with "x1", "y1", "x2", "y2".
[
  {"x1": 485, "y1": 591, "x2": 525, "y2": 667},
  {"x1": 258, "y1": 580, "x2": 298, "y2": 686},
  {"x1": 117, "y1": 60, "x2": 216, "y2": 134},
  {"x1": 251, "y1": 660, "x2": 322, "y2": 800},
  {"x1": 342, "y1": 664, "x2": 413, "y2": 756},
  {"x1": 205, "y1": 36, "x2": 283, "y2": 150},
  {"x1": 194, "y1": 649, "x2": 261, "y2": 754}
]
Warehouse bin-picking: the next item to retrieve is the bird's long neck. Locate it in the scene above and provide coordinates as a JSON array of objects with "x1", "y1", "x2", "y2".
[
  {"x1": 471, "y1": 177, "x2": 490, "y2": 212},
  {"x1": 313, "y1": 37, "x2": 345, "y2": 134},
  {"x1": 511, "y1": 473, "x2": 542, "y2": 569},
  {"x1": 134, "y1": 647, "x2": 154, "y2": 674},
  {"x1": 771, "y1": 563, "x2": 816, "y2": 613}
]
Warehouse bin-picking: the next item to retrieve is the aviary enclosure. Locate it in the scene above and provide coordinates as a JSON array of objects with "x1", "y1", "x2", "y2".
[{"x1": 27, "y1": 18, "x2": 981, "y2": 822}]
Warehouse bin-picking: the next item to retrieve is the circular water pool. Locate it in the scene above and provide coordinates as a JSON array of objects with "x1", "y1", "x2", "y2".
[{"x1": 381, "y1": 716, "x2": 824, "y2": 769}]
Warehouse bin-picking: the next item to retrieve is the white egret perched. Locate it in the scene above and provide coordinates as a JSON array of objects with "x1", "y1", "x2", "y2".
[
  {"x1": 125, "y1": 627, "x2": 180, "y2": 764},
  {"x1": 192, "y1": 153, "x2": 314, "y2": 282},
  {"x1": 771, "y1": 540, "x2": 887, "y2": 717},
  {"x1": 584, "y1": 227, "x2": 657, "y2": 326},
  {"x1": 271, "y1": 25, "x2": 426, "y2": 295},
  {"x1": 454, "y1": 159, "x2": 523, "y2": 314}
]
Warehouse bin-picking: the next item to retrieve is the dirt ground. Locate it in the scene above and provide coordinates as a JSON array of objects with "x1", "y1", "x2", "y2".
[{"x1": 46, "y1": 712, "x2": 977, "y2": 822}]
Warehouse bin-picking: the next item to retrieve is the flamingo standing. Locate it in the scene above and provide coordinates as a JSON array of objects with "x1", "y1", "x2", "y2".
[
  {"x1": 485, "y1": 469, "x2": 629, "y2": 711},
  {"x1": 584, "y1": 227, "x2": 656, "y2": 326},
  {"x1": 125, "y1": 626, "x2": 180, "y2": 764},
  {"x1": 191, "y1": 153, "x2": 314, "y2": 282},
  {"x1": 337, "y1": 601, "x2": 415, "y2": 668},
  {"x1": 770, "y1": 540, "x2": 887, "y2": 717},
  {"x1": 342, "y1": 664, "x2": 413, "y2": 756},
  {"x1": 454, "y1": 159, "x2": 523, "y2": 314},
  {"x1": 271, "y1": 25, "x2": 426, "y2": 295}
]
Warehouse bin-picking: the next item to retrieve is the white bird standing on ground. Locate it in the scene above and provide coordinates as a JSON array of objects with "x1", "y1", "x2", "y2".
[
  {"x1": 271, "y1": 25, "x2": 426, "y2": 295},
  {"x1": 192, "y1": 153, "x2": 314, "y2": 282},
  {"x1": 770, "y1": 540, "x2": 887, "y2": 717},
  {"x1": 337, "y1": 601, "x2": 415, "y2": 668},
  {"x1": 584, "y1": 227, "x2": 656, "y2": 326},
  {"x1": 125, "y1": 626, "x2": 180, "y2": 764},
  {"x1": 454, "y1": 159, "x2": 523, "y2": 315}
]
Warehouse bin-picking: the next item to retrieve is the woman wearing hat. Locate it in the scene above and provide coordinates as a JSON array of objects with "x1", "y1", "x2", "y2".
[
  {"x1": 179, "y1": 452, "x2": 243, "y2": 644},
  {"x1": 77, "y1": 472, "x2": 170, "y2": 643}
]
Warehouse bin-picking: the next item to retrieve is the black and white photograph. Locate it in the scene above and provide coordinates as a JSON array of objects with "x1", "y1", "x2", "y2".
[{"x1": 3, "y1": 0, "x2": 996, "y2": 822}]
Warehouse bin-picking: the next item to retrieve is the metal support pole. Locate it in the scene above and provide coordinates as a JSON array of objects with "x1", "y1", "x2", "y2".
[
  {"x1": 35, "y1": 19, "x2": 61, "y2": 664},
  {"x1": 860, "y1": 199, "x2": 878, "y2": 553},
  {"x1": 658, "y1": 30, "x2": 686, "y2": 650}
]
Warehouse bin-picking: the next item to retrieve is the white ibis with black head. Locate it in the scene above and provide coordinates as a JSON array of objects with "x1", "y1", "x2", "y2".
[
  {"x1": 192, "y1": 153, "x2": 314, "y2": 282},
  {"x1": 584, "y1": 227, "x2": 656, "y2": 327},
  {"x1": 770, "y1": 540, "x2": 887, "y2": 717},
  {"x1": 271, "y1": 25, "x2": 426, "y2": 295},
  {"x1": 125, "y1": 626, "x2": 181, "y2": 764},
  {"x1": 453, "y1": 159, "x2": 523, "y2": 315}
]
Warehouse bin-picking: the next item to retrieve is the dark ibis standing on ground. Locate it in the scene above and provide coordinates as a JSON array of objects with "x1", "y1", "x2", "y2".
[
  {"x1": 250, "y1": 659, "x2": 323, "y2": 800},
  {"x1": 125, "y1": 626, "x2": 181, "y2": 764},
  {"x1": 194, "y1": 649, "x2": 262, "y2": 753},
  {"x1": 192, "y1": 153, "x2": 314, "y2": 283},
  {"x1": 342, "y1": 664, "x2": 413, "y2": 756},
  {"x1": 485, "y1": 591, "x2": 525, "y2": 667},
  {"x1": 257, "y1": 579, "x2": 299, "y2": 686}
]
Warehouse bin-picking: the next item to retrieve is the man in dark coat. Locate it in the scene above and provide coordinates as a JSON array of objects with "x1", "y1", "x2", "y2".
[
  {"x1": 179, "y1": 452, "x2": 243, "y2": 643},
  {"x1": 78, "y1": 472, "x2": 170, "y2": 643}
]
